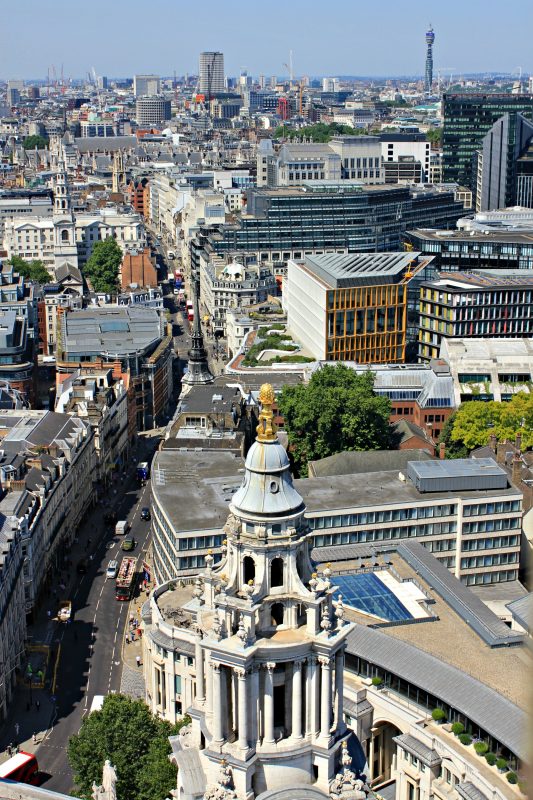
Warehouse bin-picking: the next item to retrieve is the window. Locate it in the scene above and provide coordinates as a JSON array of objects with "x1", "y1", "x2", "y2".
[{"x1": 175, "y1": 674, "x2": 182, "y2": 694}]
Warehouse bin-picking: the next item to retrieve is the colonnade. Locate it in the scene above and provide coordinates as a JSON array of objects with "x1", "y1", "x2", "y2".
[{"x1": 199, "y1": 647, "x2": 345, "y2": 749}]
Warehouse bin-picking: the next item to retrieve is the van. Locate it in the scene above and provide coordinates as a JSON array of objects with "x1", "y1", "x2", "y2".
[{"x1": 115, "y1": 520, "x2": 129, "y2": 536}]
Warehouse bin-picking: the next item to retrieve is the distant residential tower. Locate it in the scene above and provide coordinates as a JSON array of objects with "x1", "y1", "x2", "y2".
[
  {"x1": 199, "y1": 51, "x2": 225, "y2": 98},
  {"x1": 425, "y1": 25, "x2": 435, "y2": 94}
]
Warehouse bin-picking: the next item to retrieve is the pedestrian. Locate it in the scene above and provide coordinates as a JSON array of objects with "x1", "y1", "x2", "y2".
[
  {"x1": 131, "y1": 631, "x2": 135, "y2": 642},
  {"x1": 136, "y1": 655, "x2": 141, "y2": 667},
  {"x1": 7, "y1": 744, "x2": 12, "y2": 757},
  {"x1": 14, "y1": 723, "x2": 19, "y2": 737},
  {"x1": 32, "y1": 733, "x2": 36, "y2": 744},
  {"x1": 47, "y1": 610, "x2": 51, "y2": 619},
  {"x1": 125, "y1": 634, "x2": 129, "y2": 645},
  {"x1": 36, "y1": 700, "x2": 40, "y2": 711}
]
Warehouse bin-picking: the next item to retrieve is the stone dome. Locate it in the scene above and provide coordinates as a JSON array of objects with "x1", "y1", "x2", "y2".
[{"x1": 221, "y1": 261, "x2": 243, "y2": 279}]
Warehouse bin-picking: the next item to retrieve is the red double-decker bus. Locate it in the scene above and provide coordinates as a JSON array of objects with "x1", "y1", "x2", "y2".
[
  {"x1": 116, "y1": 556, "x2": 137, "y2": 601},
  {"x1": 0, "y1": 751, "x2": 39, "y2": 784}
]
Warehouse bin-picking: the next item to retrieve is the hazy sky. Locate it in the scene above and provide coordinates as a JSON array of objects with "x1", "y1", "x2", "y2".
[{"x1": 4, "y1": 0, "x2": 531, "y2": 80}]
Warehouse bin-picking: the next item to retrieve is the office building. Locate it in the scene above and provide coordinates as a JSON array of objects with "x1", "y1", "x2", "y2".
[
  {"x1": 442, "y1": 93, "x2": 533, "y2": 190},
  {"x1": 406, "y1": 226, "x2": 533, "y2": 272},
  {"x1": 419, "y1": 270, "x2": 533, "y2": 360},
  {"x1": 286, "y1": 252, "x2": 433, "y2": 363},
  {"x1": 133, "y1": 74, "x2": 160, "y2": 97},
  {"x1": 200, "y1": 260, "x2": 277, "y2": 335},
  {"x1": 380, "y1": 133, "x2": 431, "y2": 182},
  {"x1": 476, "y1": 112, "x2": 533, "y2": 210},
  {"x1": 199, "y1": 51, "x2": 225, "y2": 97},
  {"x1": 191, "y1": 184, "x2": 464, "y2": 279},
  {"x1": 135, "y1": 95, "x2": 171, "y2": 128},
  {"x1": 57, "y1": 306, "x2": 173, "y2": 430},
  {"x1": 79, "y1": 118, "x2": 118, "y2": 137},
  {"x1": 0, "y1": 187, "x2": 54, "y2": 242},
  {"x1": 424, "y1": 26, "x2": 435, "y2": 93},
  {"x1": 0, "y1": 504, "x2": 26, "y2": 721},
  {"x1": 440, "y1": 337, "x2": 533, "y2": 405},
  {"x1": 0, "y1": 309, "x2": 36, "y2": 405}
]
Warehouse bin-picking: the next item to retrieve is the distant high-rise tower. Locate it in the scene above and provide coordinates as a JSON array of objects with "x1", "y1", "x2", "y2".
[
  {"x1": 425, "y1": 25, "x2": 435, "y2": 94},
  {"x1": 199, "y1": 51, "x2": 224, "y2": 98}
]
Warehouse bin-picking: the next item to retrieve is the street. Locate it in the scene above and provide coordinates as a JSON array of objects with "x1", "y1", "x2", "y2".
[{"x1": 30, "y1": 439, "x2": 157, "y2": 795}]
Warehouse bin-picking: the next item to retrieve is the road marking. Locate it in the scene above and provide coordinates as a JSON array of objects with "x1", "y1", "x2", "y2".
[{"x1": 51, "y1": 644, "x2": 61, "y2": 694}]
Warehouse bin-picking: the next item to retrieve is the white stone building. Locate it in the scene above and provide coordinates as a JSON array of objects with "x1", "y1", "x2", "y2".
[
  {"x1": 199, "y1": 260, "x2": 277, "y2": 335},
  {"x1": 143, "y1": 385, "x2": 363, "y2": 799}
]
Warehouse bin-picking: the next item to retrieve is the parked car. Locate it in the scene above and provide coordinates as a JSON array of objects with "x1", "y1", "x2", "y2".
[
  {"x1": 106, "y1": 560, "x2": 118, "y2": 579},
  {"x1": 140, "y1": 507, "x2": 151, "y2": 521}
]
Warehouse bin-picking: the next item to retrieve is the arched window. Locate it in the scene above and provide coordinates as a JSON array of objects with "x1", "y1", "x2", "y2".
[
  {"x1": 271, "y1": 602, "x2": 284, "y2": 626},
  {"x1": 243, "y1": 555, "x2": 255, "y2": 584},
  {"x1": 61, "y1": 229, "x2": 69, "y2": 242},
  {"x1": 270, "y1": 557, "x2": 283, "y2": 588}
]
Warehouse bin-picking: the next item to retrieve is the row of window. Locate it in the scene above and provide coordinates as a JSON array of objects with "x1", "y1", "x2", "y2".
[
  {"x1": 312, "y1": 521, "x2": 457, "y2": 548},
  {"x1": 461, "y1": 535, "x2": 519, "y2": 551},
  {"x1": 462, "y1": 569, "x2": 518, "y2": 585},
  {"x1": 463, "y1": 517, "x2": 521, "y2": 534},
  {"x1": 460, "y1": 551, "x2": 519, "y2": 569},
  {"x1": 464, "y1": 500, "x2": 521, "y2": 516},
  {"x1": 309, "y1": 504, "x2": 457, "y2": 529}
]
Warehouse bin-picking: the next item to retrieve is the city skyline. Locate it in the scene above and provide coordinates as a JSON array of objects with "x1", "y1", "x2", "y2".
[{"x1": 4, "y1": 0, "x2": 532, "y2": 80}]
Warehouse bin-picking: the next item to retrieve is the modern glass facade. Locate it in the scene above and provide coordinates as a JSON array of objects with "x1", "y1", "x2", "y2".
[
  {"x1": 405, "y1": 229, "x2": 533, "y2": 272},
  {"x1": 442, "y1": 93, "x2": 533, "y2": 190},
  {"x1": 191, "y1": 185, "x2": 464, "y2": 273}
]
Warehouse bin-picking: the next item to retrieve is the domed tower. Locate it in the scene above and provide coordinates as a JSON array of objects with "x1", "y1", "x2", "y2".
[{"x1": 187, "y1": 384, "x2": 356, "y2": 800}]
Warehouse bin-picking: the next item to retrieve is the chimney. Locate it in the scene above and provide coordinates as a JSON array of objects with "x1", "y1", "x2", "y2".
[
  {"x1": 439, "y1": 442, "x2": 446, "y2": 460},
  {"x1": 512, "y1": 454, "x2": 523, "y2": 487},
  {"x1": 489, "y1": 433, "x2": 497, "y2": 452},
  {"x1": 515, "y1": 432, "x2": 522, "y2": 451},
  {"x1": 496, "y1": 441, "x2": 507, "y2": 464}
]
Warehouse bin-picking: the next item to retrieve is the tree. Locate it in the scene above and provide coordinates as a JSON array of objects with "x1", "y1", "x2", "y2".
[
  {"x1": 8, "y1": 255, "x2": 51, "y2": 284},
  {"x1": 22, "y1": 134, "x2": 49, "y2": 150},
  {"x1": 278, "y1": 364, "x2": 391, "y2": 475},
  {"x1": 426, "y1": 128, "x2": 442, "y2": 146},
  {"x1": 439, "y1": 394, "x2": 533, "y2": 455},
  {"x1": 68, "y1": 694, "x2": 187, "y2": 800},
  {"x1": 84, "y1": 238, "x2": 122, "y2": 293},
  {"x1": 274, "y1": 122, "x2": 367, "y2": 143}
]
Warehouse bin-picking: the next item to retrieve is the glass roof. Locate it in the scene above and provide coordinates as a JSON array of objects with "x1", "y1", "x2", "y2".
[{"x1": 334, "y1": 572, "x2": 412, "y2": 622}]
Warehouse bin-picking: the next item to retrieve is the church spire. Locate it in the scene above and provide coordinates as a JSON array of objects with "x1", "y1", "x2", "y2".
[{"x1": 182, "y1": 275, "x2": 214, "y2": 386}]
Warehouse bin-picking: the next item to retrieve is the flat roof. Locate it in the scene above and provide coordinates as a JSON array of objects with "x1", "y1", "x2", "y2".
[
  {"x1": 62, "y1": 306, "x2": 163, "y2": 356},
  {"x1": 428, "y1": 269, "x2": 533, "y2": 289},
  {"x1": 302, "y1": 252, "x2": 423, "y2": 288},
  {"x1": 408, "y1": 227, "x2": 533, "y2": 244}
]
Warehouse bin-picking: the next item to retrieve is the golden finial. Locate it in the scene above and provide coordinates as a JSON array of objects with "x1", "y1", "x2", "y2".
[{"x1": 256, "y1": 383, "x2": 277, "y2": 442}]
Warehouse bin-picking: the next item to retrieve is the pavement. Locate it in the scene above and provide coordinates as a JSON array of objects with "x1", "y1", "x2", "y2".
[{"x1": 0, "y1": 433, "x2": 160, "y2": 794}]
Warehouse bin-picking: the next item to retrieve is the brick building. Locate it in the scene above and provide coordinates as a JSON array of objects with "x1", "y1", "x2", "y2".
[{"x1": 120, "y1": 246, "x2": 158, "y2": 289}]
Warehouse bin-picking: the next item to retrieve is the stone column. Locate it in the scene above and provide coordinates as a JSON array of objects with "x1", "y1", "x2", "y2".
[
  {"x1": 195, "y1": 636, "x2": 205, "y2": 703},
  {"x1": 251, "y1": 665, "x2": 260, "y2": 747},
  {"x1": 291, "y1": 659, "x2": 303, "y2": 739},
  {"x1": 263, "y1": 662, "x2": 276, "y2": 744},
  {"x1": 309, "y1": 655, "x2": 320, "y2": 736},
  {"x1": 319, "y1": 656, "x2": 331, "y2": 739},
  {"x1": 236, "y1": 668, "x2": 248, "y2": 750},
  {"x1": 212, "y1": 663, "x2": 224, "y2": 743},
  {"x1": 335, "y1": 649, "x2": 344, "y2": 730},
  {"x1": 205, "y1": 656, "x2": 212, "y2": 714}
]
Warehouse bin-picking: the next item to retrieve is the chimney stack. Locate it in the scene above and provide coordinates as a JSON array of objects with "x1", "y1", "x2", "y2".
[
  {"x1": 439, "y1": 442, "x2": 446, "y2": 460},
  {"x1": 496, "y1": 441, "x2": 507, "y2": 464},
  {"x1": 489, "y1": 433, "x2": 497, "y2": 452},
  {"x1": 515, "y1": 432, "x2": 522, "y2": 451},
  {"x1": 511, "y1": 454, "x2": 523, "y2": 487}
]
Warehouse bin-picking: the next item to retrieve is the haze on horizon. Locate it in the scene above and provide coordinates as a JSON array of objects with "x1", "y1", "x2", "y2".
[{"x1": 4, "y1": 0, "x2": 531, "y2": 80}]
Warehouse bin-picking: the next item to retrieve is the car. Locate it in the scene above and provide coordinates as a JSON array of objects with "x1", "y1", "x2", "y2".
[
  {"x1": 76, "y1": 558, "x2": 88, "y2": 574},
  {"x1": 121, "y1": 535, "x2": 135, "y2": 552},
  {"x1": 106, "y1": 560, "x2": 118, "y2": 579},
  {"x1": 140, "y1": 507, "x2": 151, "y2": 521}
]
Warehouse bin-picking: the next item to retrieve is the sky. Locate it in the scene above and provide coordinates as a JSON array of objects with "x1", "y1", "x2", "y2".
[{"x1": 3, "y1": 0, "x2": 532, "y2": 81}]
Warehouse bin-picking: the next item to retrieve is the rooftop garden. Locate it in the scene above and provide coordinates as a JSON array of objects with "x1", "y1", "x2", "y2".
[{"x1": 242, "y1": 328, "x2": 313, "y2": 367}]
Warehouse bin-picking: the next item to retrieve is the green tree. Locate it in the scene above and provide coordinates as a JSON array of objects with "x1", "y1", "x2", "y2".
[
  {"x1": 439, "y1": 394, "x2": 533, "y2": 455},
  {"x1": 8, "y1": 255, "x2": 51, "y2": 283},
  {"x1": 426, "y1": 128, "x2": 442, "y2": 146},
  {"x1": 278, "y1": 364, "x2": 391, "y2": 475},
  {"x1": 274, "y1": 122, "x2": 367, "y2": 143},
  {"x1": 68, "y1": 694, "x2": 187, "y2": 800},
  {"x1": 22, "y1": 134, "x2": 49, "y2": 150},
  {"x1": 84, "y1": 238, "x2": 122, "y2": 293}
]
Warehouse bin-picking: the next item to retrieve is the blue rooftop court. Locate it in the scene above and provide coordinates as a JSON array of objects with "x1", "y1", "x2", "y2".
[{"x1": 333, "y1": 572, "x2": 413, "y2": 621}]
